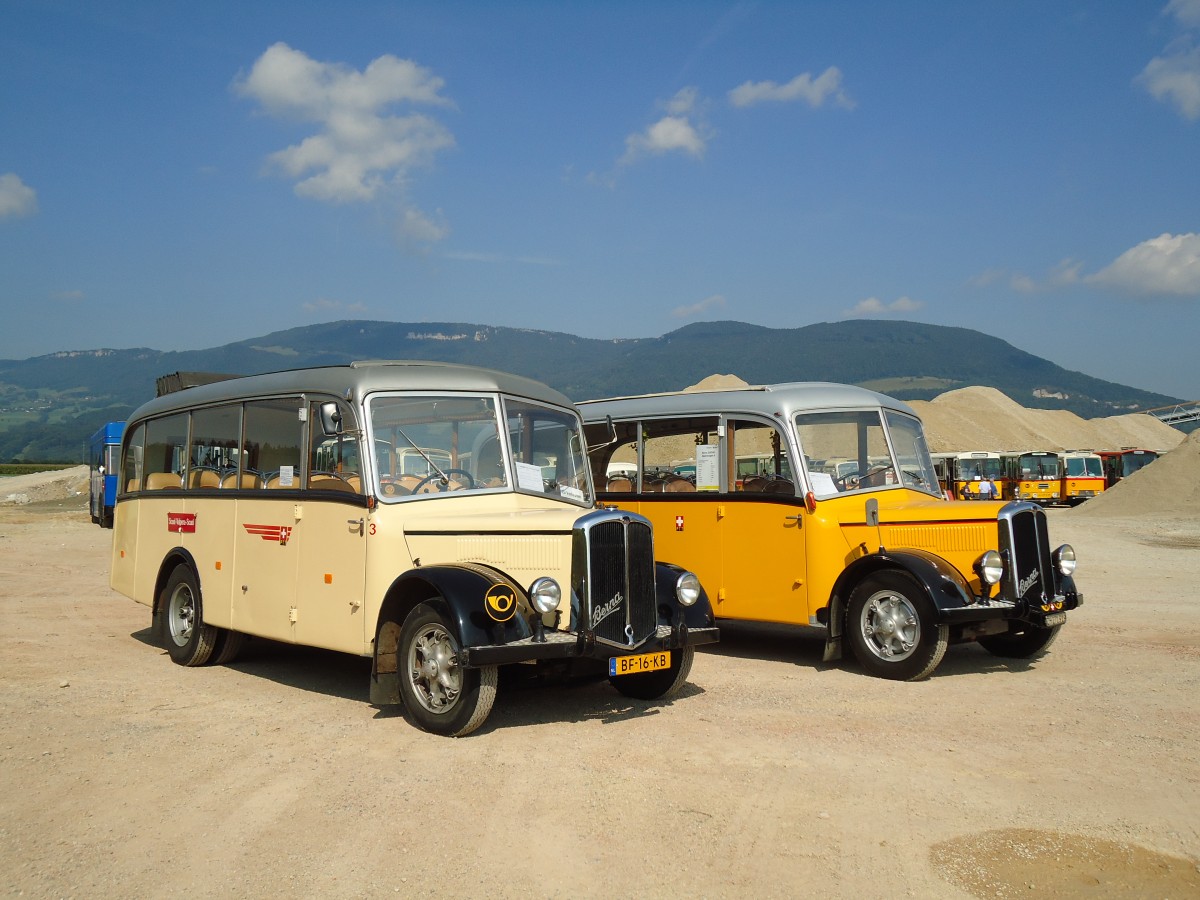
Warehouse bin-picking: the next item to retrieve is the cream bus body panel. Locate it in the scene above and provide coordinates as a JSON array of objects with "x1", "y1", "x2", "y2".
[{"x1": 113, "y1": 490, "x2": 586, "y2": 659}]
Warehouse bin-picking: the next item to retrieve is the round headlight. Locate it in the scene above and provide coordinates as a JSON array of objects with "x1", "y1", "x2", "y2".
[
  {"x1": 1053, "y1": 544, "x2": 1077, "y2": 577},
  {"x1": 529, "y1": 577, "x2": 561, "y2": 615},
  {"x1": 675, "y1": 571, "x2": 701, "y2": 607},
  {"x1": 975, "y1": 550, "x2": 1004, "y2": 585}
]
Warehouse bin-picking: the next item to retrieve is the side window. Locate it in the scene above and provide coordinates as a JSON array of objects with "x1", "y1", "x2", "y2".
[
  {"x1": 143, "y1": 414, "x2": 188, "y2": 490},
  {"x1": 585, "y1": 420, "x2": 639, "y2": 492},
  {"x1": 640, "y1": 416, "x2": 719, "y2": 493},
  {"x1": 244, "y1": 398, "x2": 305, "y2": 489},
  {"x1": 188, "y1": 404, "x2": 242, "y2": 489},
  {"x1": 120, "y1": 423, "x2": 145, "y2": 495},
  {"x1": 309, "y1": 400, "x2": 362, "y2": 494},
  {"x1": 729, "y1": 419, "x2": 793, "y2": 494}
]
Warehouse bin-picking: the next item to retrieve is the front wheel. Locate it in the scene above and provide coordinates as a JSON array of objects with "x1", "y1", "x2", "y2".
[
  {"x1": 398, "y1": 603, "x2": 497, "y2": 736},
  {"x1": 158, "y1": 566, "x2": 218, "y2": 667},
  {"x1": 609, "y1": 646, "x2": 694, "y2": 700},
  {"x1": 979, "y1": 623, "x2": 1062, "y2": 659},
  {"x1": 846, "y1": 572, "x2": 948, "y2": 681}
]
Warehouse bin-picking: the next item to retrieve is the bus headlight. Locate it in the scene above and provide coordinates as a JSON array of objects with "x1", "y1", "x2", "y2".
[
  {"x1": 1053, "y1": 544, "x2": 1077, "y2": 577},
  {"x1": 975, "y1": 550, "x2": 1004, "y2": 585},
  {"x1": 529, "y1": 577, "x2": 561, "y2": 614},
  {"x1": 675, "y1": 571, "x2": 701, "y2": 607}
]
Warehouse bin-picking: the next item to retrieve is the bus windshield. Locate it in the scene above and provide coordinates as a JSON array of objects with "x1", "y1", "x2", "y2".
[
  {"x1": 367, "y1": 393, "x2": 593, "y2": 506},
  {"x1": 795, "y1": 408, "x2": 939, "y2": 498},
  {"x1": 1065, "y1": 456, "x2": 1103, "y2": 477}
]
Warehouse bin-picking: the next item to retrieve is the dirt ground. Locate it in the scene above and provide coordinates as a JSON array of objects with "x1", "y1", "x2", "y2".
[{"x1": 3, "y1": 492, "x2": 1200, "y2": 898}]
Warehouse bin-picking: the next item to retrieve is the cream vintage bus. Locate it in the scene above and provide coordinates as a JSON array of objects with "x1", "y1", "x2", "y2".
[
  {"x1": 579, "y1": 382, "x2": 1081, "y2": 681},
  {"x1": 111, "y1": 361, "x2": 717, "y2": 736}
]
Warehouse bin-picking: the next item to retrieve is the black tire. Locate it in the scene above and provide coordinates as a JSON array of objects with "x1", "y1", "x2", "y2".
[
  {"x1": 158, "y1": 566, "x2": 218, "y2": 667},
  {"x1": 846, "y1": 571, "x2": 948, "y2": 681},
  {"x1": 398, "y1": 602, "x2": 497, "y2": 737},
  {"x1": 210, "y1": 628, "x2": 247, "y2": 665},
  {"x1": 979, "y1": 623, "x2": 1062, "y2": 659},
  {"x1": 609, "y1": 645, "x2": 694, "y2": 700}
]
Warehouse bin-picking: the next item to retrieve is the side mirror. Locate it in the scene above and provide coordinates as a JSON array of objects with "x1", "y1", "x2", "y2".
[{"x1": 319, "y1": 401, "x2": 343, "y2": 436}]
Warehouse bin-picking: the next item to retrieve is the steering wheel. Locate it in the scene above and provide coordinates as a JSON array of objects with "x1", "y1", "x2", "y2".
[{"x1": 412, "y1": 469, "x2": 476, "y2": 493}]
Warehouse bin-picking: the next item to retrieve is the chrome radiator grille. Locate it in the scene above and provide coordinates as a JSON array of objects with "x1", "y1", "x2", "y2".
[
  {"x1": 1000, "y1": 503, "x2": 1055, "y2": 607},
  {"x1": 572, "y1": 510, "x2": 657, "y2": 647}
]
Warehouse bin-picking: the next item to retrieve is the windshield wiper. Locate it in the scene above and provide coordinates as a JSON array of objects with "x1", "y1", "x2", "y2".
[{"x1": 393, "y1": 426, "x2": 453, "y2": 486}]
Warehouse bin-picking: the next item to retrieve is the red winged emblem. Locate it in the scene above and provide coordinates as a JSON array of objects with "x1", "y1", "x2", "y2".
[{"x1": 243, "y1": 524, "x2": 293, "y2": 545}]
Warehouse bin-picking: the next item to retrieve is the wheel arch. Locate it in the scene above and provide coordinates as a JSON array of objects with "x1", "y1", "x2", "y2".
[
  {"x1": 823, "y1": 549, "x2": 975, "y2": 658},
  {"x1": 152, "y1": 549, "x2": 200, "y2": 617},
  {"x1": 370, "y1": 564, "x2": 535, "y2": 706}
]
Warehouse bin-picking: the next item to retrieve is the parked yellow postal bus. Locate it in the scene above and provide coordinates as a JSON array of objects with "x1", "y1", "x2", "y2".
[
  {"x1": 579, "y1": 382, "x2": 1081, "y2": 681},
  {"x1": 1003, "y1": 450, "x2": 1062, "y2": 504},
  {"x1": 1060, "y1": 450, "x2": 1106, "y2": 505},
  {"x1": 111, "y1": 361, "x2": 716, "y2": 736}
]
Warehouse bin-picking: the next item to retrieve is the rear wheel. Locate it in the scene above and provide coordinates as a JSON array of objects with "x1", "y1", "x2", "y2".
[
  {"x1": 211, "y1": 628, "x2": 247, "y2": 665},
  {"x1": 979, "y1": 623, "x2": 1062, "y2": 659},
  {"x1": 609, "y1": 646, "x2": 694, "y2": 700},
  {"x1": 398, "y1": 603, "x2": 496, "y2": 737},
  {"x1": 846, "y1": 572, "x2": 948, "y2": 681},
  {"x1": 159, "y1": 566, "x2": 217, "y2": 667}
]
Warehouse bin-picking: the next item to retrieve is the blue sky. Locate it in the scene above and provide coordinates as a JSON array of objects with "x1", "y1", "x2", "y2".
[{"x1": 2, "y1": 1, "x2": 1199, "y2": 399}]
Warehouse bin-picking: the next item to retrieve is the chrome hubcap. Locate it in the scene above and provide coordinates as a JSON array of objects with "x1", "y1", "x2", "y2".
[
  {"x1": 407, "y1": 624, "x2": 462, "y2": 715},
  {"x1": 860, "y1": 590, "x2": 919, "y2": 662},
  {"x1": 167, "y1": 584, "x2": 195, "y2": 647}
]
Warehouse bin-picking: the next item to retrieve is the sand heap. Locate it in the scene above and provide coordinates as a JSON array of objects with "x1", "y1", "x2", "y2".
[
  {"x1": 1068, "y1": 429, "x2": 1200, "y2": 519},
  {"x1": 0, "y1": 465, "x2": 90, "y2": 505},
  {"x1": 908, "y1": 387, "x2": 1183, "y2": 454}
]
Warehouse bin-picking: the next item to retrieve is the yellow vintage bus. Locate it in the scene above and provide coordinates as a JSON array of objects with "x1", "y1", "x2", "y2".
[
  {"x1": 1003, "y1": 450, "x2": 1062, "y2": 504},
  {"x1": 1060, "y1": 450, "x2": 1106, "y2": 505},
  {"x1": 111, "y1": 361, "x2": 716, "y2": 736},
  {"x1": 579, "y1": 383, "x2": 1081, "y2": 681},
  {"x1": 948, "y1": 451, "x2": 1005, "y2": 501}
]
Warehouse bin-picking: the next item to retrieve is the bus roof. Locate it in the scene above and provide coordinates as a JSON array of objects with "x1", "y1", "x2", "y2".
[
  {"x1": 126, "y1": 360, "x2": 575, "y2": 425},
  {"x1": 577, "y1": 381, "x2": 917, "y2": 422}
]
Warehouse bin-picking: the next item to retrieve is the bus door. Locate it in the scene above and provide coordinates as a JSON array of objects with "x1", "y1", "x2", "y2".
[
  {"x1": 293, "y1": 406, "x2": 369, "y2": 655},
  {"x1": 231, "y1": 398, "x2": 305, "y2": 641},
  {"x1": 712, "y1": 418, "x2": 808, "y2": 624}
]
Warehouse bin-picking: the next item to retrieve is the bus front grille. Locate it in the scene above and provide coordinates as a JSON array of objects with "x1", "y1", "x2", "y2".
[{"x1": 571, "y1": 510, "x2": 658, "y2": 647}]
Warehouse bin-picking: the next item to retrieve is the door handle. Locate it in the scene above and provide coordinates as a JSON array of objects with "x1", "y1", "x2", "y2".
[
  {"x1": 784, "y1": 515, "x2": 802, "y2": 527},
  {"x1": 348, "y1": 518, "x2": 364, "y2": 536}
]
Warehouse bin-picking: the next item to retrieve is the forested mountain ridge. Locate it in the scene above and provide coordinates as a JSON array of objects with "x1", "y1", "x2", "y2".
[{"x1": 0, "y1": 319, "x2": 1179, "y2": 461}]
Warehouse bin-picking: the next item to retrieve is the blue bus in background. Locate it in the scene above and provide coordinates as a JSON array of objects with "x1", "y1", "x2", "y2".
[{"x1": 88, "y1": 421, "x2": 124, "y2": 528}]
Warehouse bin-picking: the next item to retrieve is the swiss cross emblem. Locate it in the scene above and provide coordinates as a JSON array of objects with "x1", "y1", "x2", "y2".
[{"x1": 675, "y1": 515, "x2": 685, "y2": 531}]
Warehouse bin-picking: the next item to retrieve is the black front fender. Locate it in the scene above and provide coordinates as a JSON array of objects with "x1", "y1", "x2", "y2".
[{"x1": 655, "y1": 561, "x2": 716, "y2": 629}]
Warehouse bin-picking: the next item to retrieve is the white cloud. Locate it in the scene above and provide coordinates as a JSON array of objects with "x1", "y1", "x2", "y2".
[
  {"x1": 1086, "y1": 232, "x2": 1200, "y2": 295},
  {"x1": 1137, "y1": 38, "x2": 1200, "y2": 120},
  {"x1": 235, "y1": 43, "x2": 455, "y2": 227},
  {"x1": 0, "y1": 173, "x2": 38, "y2": 219},
  {"x1": 672, "y1": 294, "x2": 727, "y2": 318},
  {"x1": 844, "y1": 296, "x2": 923, "y2": 317},
  {"x1": 728, "y1": 66, "x2": 855, "y2": 109},
  {"x1": 395, "y1": 207, "x2": 449, "y2": 245},
  {"x1": 1167, "y1": 0, "x2": 1200, "y2": 29},
  {"x1": 619, "y1": 88, "x2": 711, "y2": 166}
]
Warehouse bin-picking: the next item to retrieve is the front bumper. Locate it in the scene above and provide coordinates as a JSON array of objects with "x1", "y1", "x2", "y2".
[
  {"x1": 938, "y1": 590, "x2": 1083, "y2": 626},
  {"x1": 460, "y1": 623, "x2": 719, "y2": 668}
]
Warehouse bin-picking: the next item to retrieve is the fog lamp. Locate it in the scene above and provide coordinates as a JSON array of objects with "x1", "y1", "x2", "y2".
[
  {"x1": 675, "y1": 571, "x2": 701, "y2": 607},
  {"x1": 1053, "y1": 544, "x2": 1077, "y2": 577},
  {"x1": 975, "y1": 550, "x2": 1004, "y2": 585},
  {"x1": 529, "y1": 577, "x2": 561, "y2": 614}
]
